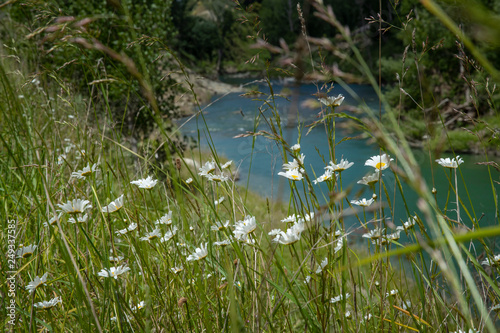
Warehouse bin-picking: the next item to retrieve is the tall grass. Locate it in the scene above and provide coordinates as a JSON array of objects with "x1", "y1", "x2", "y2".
[{"x1": 1, "y1": 1, "x2": 500, "y2": 332}]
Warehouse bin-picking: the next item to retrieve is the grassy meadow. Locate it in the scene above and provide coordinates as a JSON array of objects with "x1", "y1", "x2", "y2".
[{"x1": 2, "y1": 1, "x2": 500, "y2": 332}]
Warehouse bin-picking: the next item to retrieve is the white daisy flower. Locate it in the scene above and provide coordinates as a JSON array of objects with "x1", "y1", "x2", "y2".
[
  {"x1": 387, "y1": 230, "x2": 401, "y2": 241},
  {"x1": 304, "y1": 275, "x2": 311, "y2": 283},
  {"x1": 436, "y1": 155, "x2": 464, "y2": 168},
  {"x1": 58, "y1": 199, "x2": 92, "y2": 214},
  {"x1": 351, "y1": 198, "x2": 375, "y2": 207},
  {"x1": 186, "y1": 177, "x2": 193, "y2": 184},
  {"x1": 221, "y1": 160, "x2": 233, "y2": 169},
  {"x1": 315, "y1": 257, "x2": 328, "y2": 274},
  {"x1": 68, "y1": 213, "x2": 89, "y2": 224},
  {"x1": 155, "y1": 211, "x2": 173, "y2": 225},
  {"x1": 397, "y1": 216, "x2": 418, "y2": 232},
  {"x1": 326, "y1": 158, "x2": 354, "y2": 172},
  {"x1": 319, "y1": 94, "x2": 344, "y2": 107},
  {"x1": 281, "y1": 215, "x2": 299, "y2": 223},
  {"x1": 34, "y1": 296, "x2": 61, "y2": 310},
  {"x1": 186, "y1": 243, "x2": 208, "y2": 261},
  {"x1": 160, "y1": 226, "x2": 178, "y2": 243},
  {"x1": 214, "y1": 196, "x2": 225, "y2": 206},
  {"x1": 330, "y1": 293, "x2": 350, "y2": 304},
  {"x1": 26, "y1": 273, "x2": 48, "y2": 293},
  {"x1": 211, "y1": 220, "x2": 230, "y2": 231},
  {"x1": 171, "y1": 266, "x2": 184, "y2": 274},
  {"x1": 140, "y1": 228, "x2": 162, "y2": 242},
  {"x1": 101, "y1": 195, "x2": 124, "y2": 213},
  {"x1": 386, "y1": 289, "x2": 398, "y2": 297},
  {"x1": 362, "y1": 228, "x2": 385, "y2": 240},
  {"x1": 109, "y1": 255, "x2": 124, "y2": 263},
  {"x1": 130, "y1": 176, "x2": 158, "y2": 189},
  {"x1": 334, "y1": 238, "x2": 344, "y2": 253},
  {"x1": 357, "y1": 173, "x2": 379, "y2": 186},
  {"x1": 115, "y1": 222, "x2": 137, "y2": 235},
  {"x1": 57, "y1": 154, "x2": 66, "y2": 165},
  {"x1": 282, "y1": 154, "x2": 305, "y2": 171},
  {"x1": 272, "y1": 222, "x2": 305, "y2": 245},
  {"x1": 131, "y1": 301, "x2": 145, "y2": 312},
  {"x1": 313, "y1": 169, "x2": 335, "y2": 184},
  {"x1": 97, "y1": 265, "x2": 131, "y2": 279},
  {"x1": 44, "y1": 213, "x2": 62, "y2": 227},
  {"x1": 198, "y1": 160, "x2": 216, "y2": 177},
  {"x1": 291, "y1": 144, "x2": 301, "y2": 152},
  {"x1": 214, "y1": 239, "x2": 232, "y2": 247},
  {"x1": 365, "y1": 154, "x2": 393, "y2": 172},
  {"x1": 268, "y1": 229, "x2": 282, "y2": 236},
  {"x1": 207, "y1": 173, "x2": 229, "y2": 182},
  {"x1": 481, "y1": 254, "x2": 500, "y2": 266},
  {"x1": 278, "y1": 168, "x2": 303, "y2": 181},
  {"x1": 16, "y1": 244, "x2": 37, "y2": 259},
  {"x1": 233, "y1": 216, "x2": 257, "y2": 241},
  {"x1": 71, "y1": 163, "x2": 99, "y2": 179}
]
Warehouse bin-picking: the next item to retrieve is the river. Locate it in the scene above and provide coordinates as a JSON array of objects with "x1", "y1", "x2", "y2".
[{"x1": 177, "y1": 79, "x2": 499, "y2": 232}]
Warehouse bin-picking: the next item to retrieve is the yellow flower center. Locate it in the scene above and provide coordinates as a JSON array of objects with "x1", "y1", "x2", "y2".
[
  {"x1": 291, "y1": 175, "x2": 299, "y2": 180},
  {"x1": 375, "y1": 162, "x2": 385, "y2": 169}
]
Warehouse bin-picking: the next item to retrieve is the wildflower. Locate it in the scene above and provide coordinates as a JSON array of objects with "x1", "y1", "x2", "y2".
[
  {"x1": 345, "y1": 311, "x2": 352, "y2": 319},
  {"x1": 34, "y1": 296, "x2": 61, "y2": 310},
  {"x1": 186, "y1": 177, "x2": 193, "y2": 184},
  {"x1": 272, "y1": 222, "x2": 305, "y2": 245},
  {"x1": 357, "y1": 173, "x2": 379, "y2": 186},
  {"x1": 235, "y1": 281, "x2": 242, "y2": 288},
  {"x1": 130, "y1": 176, "x2": 158, "y2": 189},
  {"x1": 364, "y1": 314, "x2": 373, "y2": 322},
  {"x1": 71, "y1": 163, "x2": 99, "y2": 179},
  {"x1": 387, "y1": 230, "x2": 401, "y2": 241},
  {"x1": 58, "y1": 199, "x2": 92, "y2": 214},
  {"x1": 315, "y1": 257, "x2": 328, "y2": 274},
  {"x1": 214, "y1": 196, "x2": 225, "y2": 206},
  {"x1": 97, "y1": 265, "x2": 131, "y2": 279},
  {"x1": 160, "y1": 226, "x2": 178, "y2": 243},
  {"x1": 214, "y1": 239, "x2": 232, "y2": 247},
  {"x1": 26, "y1": 273, "x2": 48, "y2": 293},
  {"x1": 304, "y1": 275, "x2": 311, "y2": 283},
  {"x1": 334, "y1": 238, "x2": 344, "y2": 253},
  {"x1": 44, "y1": 213, "x2": 62, "y2": 227},
  {"x1": 140, "y1": 228, "x2": 162, "y2": 242},
  {"x1": 278, "y1": 168, "x2": 303, "y2": 181},
  {"x1": 68, "y1": 213, "x2": 89, "y2": 224},
  {"x1": 16, "y1": 244, "x2": 37, "y2": 259},
  {"x1": 397, "y1": 216, "x2": 417, "y2": 231},
  {"x1": 319, "y1": 94, "x2": 344, "y2": 107},
  {"x1": 268, "y1": 229, "x2": 281, "y2": 236},
  {"x1": 481, "y1": 254, "x2": 500, "y2": 266},
  {"x1": 436, "y1": 155, "x2": 464, "y2": 168},
  {"x1": 198, "y1": 160, "x2": 216, "y2": 177},
  {"x1": 386, "y1": 289, "x2": 398, "y2": 297},
  {"x1": 402, "y1": 301, "x2": 412, "y2": 310},
  {"x1": 155, "y1": 211, "x2": 173, "y2": 225},
  {"x1": 351, "y1": 198, "x2": 375, "y2": 207},
  {"x1": 291, "y1": 143, "x2": 301, "y2": 152},
  {"x1": 303, "y1": 212, "x2": 315, "y2": 221},
  {"x1": 171, "y1": 266, "x2": 184, "y2": 274},
  {"x1": 115, "y1": 222, "x2": 137, "y2": 235},
  {"x1": 313, "y1": 169, "x2": 335, "y2": 184},
  {"x1": 186, "y1": 243, "x2": 208, "y2": 261},
  {"x1": 101, "y1": 195, "x2": 124, "y2": 213},
  {"x1": 109, "y1": 255, "x2": 124, "y2": 263},
  {"x1": 362, "y1": 228, "x2": 385, "y2": 240},
  {"x1": 365, "y1": 154, "x2": 393, "y2": 172},
  {"x1": 131, "y1": 301, "x2": 145, "y2": 312},
  {"x1": 57, "y1": 154, "x2": 66, "y2": 165},
  {"x1": 221, "y1": 160, "x2": 233, "y2": 169},
  {"x1": 282, "y1": 154, "x2": 305, "y2": 171},
  {"x1": 326, "y1": 159, "x2": 354, "y2": 172},
  {"x1": 330, "y1": 293, "x2": 350, "y2": 304},
  {"x1": 207, "y1": 173, "x2": 229, "y2": 182},
  {"x1": 211, "y1": 220, "x2": 230, "y2": 231},
  {"x1": 233, "y1": 216, "x2": 257, "y2": 241},
  {"x1": 281, "y1": 215, "x2": 298, "y2": 223}
]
